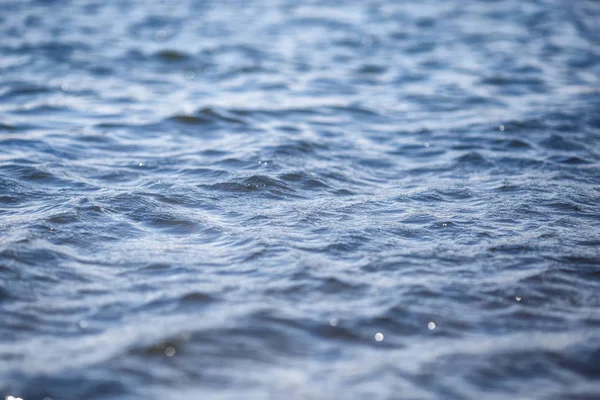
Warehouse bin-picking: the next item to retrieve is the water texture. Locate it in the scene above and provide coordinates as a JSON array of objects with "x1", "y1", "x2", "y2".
[{"x1": 1, "y1": 0, "x2": 600, "y2": 398}]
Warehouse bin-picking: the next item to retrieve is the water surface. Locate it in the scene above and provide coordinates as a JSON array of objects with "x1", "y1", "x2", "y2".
[{"x1": 1, "y1": 0, "x2": 600, "y2": 398}]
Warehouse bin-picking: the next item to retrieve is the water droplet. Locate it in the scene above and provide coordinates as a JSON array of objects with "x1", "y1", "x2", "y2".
[
  {"x1": 184, "y1": 69, "x2": 196, "y2": 80},
  {"x1": 79, "y1": 320, "x2": 88, "y2": 329},
  {"x1": 138, "y1": 162, "x2": 144, "y2": 167},
  {"x1": 165, "y1": 346, "x2": 176, "y2": 357},
  {"x1": 61, "y1": 83, "x2": 69, "y2": 92},
  {"x1": 155, "y1": 30, "x2": 167, "y2": 42},
  {"x1": 362, "y1": 36, "x2": 374, "y2": 47},
  {"x1": 499, "y1": 125, "x2": 505, "y2": 131},
  {"x1": 428, "y1": 321, "x2": 436, "y2": 330},
  {"x1": 424, "y1": 142, "x2": 430, "y2": 147},
  {"x1": 374, "y1": 332, "x2": 384, "y2": 341},
  {"x1": 515, "y1": 296, "x2": 521, "y2": 302},
  {"x1": 329, "y1": 318, "x2": 339, "y2": 327}
]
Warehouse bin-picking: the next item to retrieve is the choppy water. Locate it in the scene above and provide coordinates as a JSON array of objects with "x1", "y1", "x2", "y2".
[{"x1": 1, "y1": 0, "x2": 600, "y2": 398}]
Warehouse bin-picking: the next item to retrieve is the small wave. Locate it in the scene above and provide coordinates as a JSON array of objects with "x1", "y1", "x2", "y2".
[
  {"x1": 454, "y1": 151, "x2": 493, "y2": 168},
  {"x1": 0, "y1": 83, "x2": 53, "y2": 99},
  {"x1": 279, "y1": 172, "x2": 329, "y2": 191},
  {"x1": 154, "y1": 49, "x2": 191, "y2": 62},
  {"x1": 166, "y1": 108, "x2": 246, "y2": 126}
]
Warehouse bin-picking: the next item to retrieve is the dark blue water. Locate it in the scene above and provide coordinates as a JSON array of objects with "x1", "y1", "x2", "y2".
[{"x1": 1, "y1": 0, "x2": 600, "y2": 398}]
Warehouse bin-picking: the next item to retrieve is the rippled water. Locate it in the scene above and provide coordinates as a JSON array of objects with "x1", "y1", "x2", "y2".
[{"x1": 1, "y1": 0, "x2": 600, "y2": 398}]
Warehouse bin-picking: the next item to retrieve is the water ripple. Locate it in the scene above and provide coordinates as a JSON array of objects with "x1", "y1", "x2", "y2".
[{"x1": 1, "y1": 0, "x2": 600, "y2": 399}]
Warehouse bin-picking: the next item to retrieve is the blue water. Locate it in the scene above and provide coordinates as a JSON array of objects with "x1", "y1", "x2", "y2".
[{"x1": 1, "y1": 0, "x2": 600, "y2": 399}]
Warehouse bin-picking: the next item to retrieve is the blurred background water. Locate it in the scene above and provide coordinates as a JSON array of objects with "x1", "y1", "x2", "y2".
[{"x1": 1, "y1": 0, "x2": 600, "y2": 399}]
